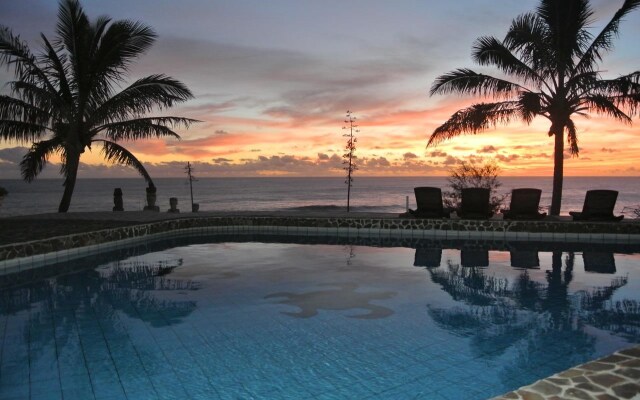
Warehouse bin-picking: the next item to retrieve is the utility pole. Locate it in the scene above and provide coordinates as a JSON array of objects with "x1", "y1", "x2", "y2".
[{"x1": 185, "y1": 162, "x2": 197, "y2": 212}]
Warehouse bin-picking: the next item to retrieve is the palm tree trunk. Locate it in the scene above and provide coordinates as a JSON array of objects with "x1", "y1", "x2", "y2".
[
  {"x1": 58, "y1": 151, "x2": 80, "y2": 213},
  {"x1": 550, "y1": 131, "x2": 564, "y2": 216}
]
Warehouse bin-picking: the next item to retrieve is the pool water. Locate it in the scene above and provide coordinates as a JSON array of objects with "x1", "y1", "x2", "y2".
[{"x1": 1, "y1": 240, "x2": 639, "y2": 399}]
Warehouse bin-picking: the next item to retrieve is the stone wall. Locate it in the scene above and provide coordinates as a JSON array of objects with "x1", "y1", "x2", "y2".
[{"x1": 2, "y1": 216, "x2": 640, "y2": 264}]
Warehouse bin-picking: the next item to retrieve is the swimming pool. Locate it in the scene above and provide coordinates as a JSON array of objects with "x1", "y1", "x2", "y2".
[{"x1": 1, "y1": 237, "x2": 639, "y2": 399}]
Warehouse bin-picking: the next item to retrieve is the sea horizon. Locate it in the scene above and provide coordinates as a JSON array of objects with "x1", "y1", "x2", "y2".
[
  {"x1": 1, "y1": 175, "x2": 637, "y2": 179},
  {"x1": 1, "y1": 176, "x2": 638, "y2": 218}
]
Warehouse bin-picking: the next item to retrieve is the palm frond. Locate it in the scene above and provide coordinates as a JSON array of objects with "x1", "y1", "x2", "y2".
[
  {"x1": 0, "y1": 120, "x2": 49, "y2": 142},
  {"x1": 589, "y1": 73, "x2": 640, "y2": 115},
  {"x1": 430, "y1": 69, "x2": 524, "y2": 98},
  {"x1": 39, "y1": 34, "x2": 73, "y2": 105},
  {"x1": 95, "y1": 139, "x2": 154, "y2": 186},
  {"x1": 575, "y1": 0, "x2": 640, "y2": 75},
  {"x1": 536, "y1": 0, "x2": 593, "y2": 65},
  {"x1": 0, "y1": 27, "x2": 57, "y2": 93},
  {"x1": 94, "y1": 20, "x2": 156, "y2": 76},
  {"x1": 95, "y1": 116, "x2": 197, "y2": 141},
  {"x1": 566, "y1": 119, "x2": 579, "y2": 156},
  {"x1": 518, "y1": 91, "x2": 544, "y2": 123},
  {"x1": 592, "y1": 72, "x2": 640, "y2": 96},
  {"x1": 472, "y1": 36, "x2": 543, "y2": 86},
  {"x1": 89, "y1": 75, "x2": 195, "y2": 125},
  {"x1": 582, "y1": 95, "x2": 632, "y2": 123},
  {"x1": 19, "y1": 138, "x2": 63, "y2": 182},
  {"x1": 503, "y1": 13, "x2": 555, "y2": 79},
  {"x1": 0, "y1": 96, "x2": 52, "y2": 126},
  {"x1": 87, "y1": 19, "x2": 156, "y2": 106},
  {"x1": 428, "y1": 102, "x2": 521, "y2": 147},
  {"x1": 55, "y1": 0, "x2": 95, "y2": 116},
  {"x1": 8, "y1": 81, "x2": 61, "y2": 114},
  {"x1": 0, "y1": 26, "x2": 35, "y2": 79},
  {"x1": 55, "y1": 0, "x2": 90, "y2": 54}
]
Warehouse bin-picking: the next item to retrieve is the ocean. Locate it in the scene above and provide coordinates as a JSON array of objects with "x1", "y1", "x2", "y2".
[{"x1": 0, "y1": 176, "x2": 638, "y2": 218}]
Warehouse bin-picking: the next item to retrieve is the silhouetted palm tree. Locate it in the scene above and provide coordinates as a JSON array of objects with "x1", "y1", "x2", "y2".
[
  {"x1": 0, "y1": 0, "x2": 197, "y2": 212},
  {"x1": 428, "y1": 0, "x2": 640, "y2": 215}
]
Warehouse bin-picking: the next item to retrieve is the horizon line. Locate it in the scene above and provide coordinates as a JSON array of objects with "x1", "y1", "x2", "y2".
[{"x1": 2, "y1": 175, "x2": 637, "y2": 180}]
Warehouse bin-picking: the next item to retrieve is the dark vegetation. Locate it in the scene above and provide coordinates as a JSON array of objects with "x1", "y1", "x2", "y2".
[
  {"x1": 428, "y1": 0, "x2": 640, "y2": 216},
  {"x1": 0, "y1": 0, "x2": 196, "y2": 212},
  {"x1": 443, "y1": 161, "x2": 507, "y2": 213}
]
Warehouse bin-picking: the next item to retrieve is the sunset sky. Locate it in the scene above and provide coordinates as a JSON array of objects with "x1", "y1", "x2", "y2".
[{"x1": 1, "y1": 0, "x2": 639, "y2": 179}]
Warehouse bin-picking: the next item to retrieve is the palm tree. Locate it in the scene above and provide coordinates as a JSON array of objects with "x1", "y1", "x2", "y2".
[
  {"x1": 0, "y1": 0, "x2": 197, "y2": 212},
  {"x1": 428, "y1": 0, "x2": 640, "y2": 216}
]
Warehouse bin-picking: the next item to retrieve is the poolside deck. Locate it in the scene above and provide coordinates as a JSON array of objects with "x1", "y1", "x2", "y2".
[
  {"x1": 2, "y1": 210, "x2": 640, "y2": 257},
  {"x1": 492, "y1": 346, "x2": 640, "y2": 400}
]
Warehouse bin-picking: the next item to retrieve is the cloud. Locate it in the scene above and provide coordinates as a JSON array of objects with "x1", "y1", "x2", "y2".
[
  {"x1": 521, "y1": 152, "x2": 551, "y2": 159},
  {"x1": 0, "y1": 147, "x2": 28, "y2": 164},
  {"x1": 429, "y1": 150, "x2": 448, "y2": 157},
  {"x1": 361, "y1": 157, "x2": 391, "y2": 168},
  {"x1": 601, "y1": 147, "x2": 617, "y2": 153},
  {"x1": 441, "y1": 156, "x2": 461, "y2": 166},
  {"x1": 212, "y1": 158, "x2": 232, "y2": 163},
  {"x1": 403, "y1": 152, "x2": 418, "y2": 160},
  {"x1": 214, "y1": 130, "x2": 229, "y2": 135},
  {"x1": 477, "y1": 145, "x2": 499, "y2": 153},
  {"x1": 495, "y1": 154, "x2": 520, "y2": 163}
]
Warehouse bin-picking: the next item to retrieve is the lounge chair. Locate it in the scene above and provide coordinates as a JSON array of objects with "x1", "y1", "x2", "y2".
[
  {"x1": 569, "y1": 190, "x2": 624, "y2": 221},
  {"x1": 502, "y1": 188, "x2": 546, "y2": 220},
  {"x1": 407, "y1": 187, "x2": 450, "y2": 218},
  {"x1": 413, "y1": 247, "x2": 442, "y2": 268},
  {"x1": 510, "y1": 250, "x2": 540, "y2": 269},
  {"x1": 458, "y1": 187, "x2": 493, "y2": 219},
  {"x1": 461, "y1": 248, "x2": 489, "y2": 267},
  {"x1": 583, "y1": 252, "x2": 616, "y2": 274}
]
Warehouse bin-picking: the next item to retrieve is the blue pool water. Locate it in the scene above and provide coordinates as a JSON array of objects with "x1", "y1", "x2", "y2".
[{"x1": 1, "y1": 238, "x2": 639, "y2": 400}]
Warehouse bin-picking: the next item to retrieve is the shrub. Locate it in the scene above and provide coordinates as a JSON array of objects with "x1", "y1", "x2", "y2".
[{"x1": 443, "y1": 161, "x2": 507, "y2": 213}]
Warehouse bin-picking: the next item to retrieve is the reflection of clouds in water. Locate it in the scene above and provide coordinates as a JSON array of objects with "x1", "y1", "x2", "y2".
[
  {"x1": 265, "y1": 282, "x2": 396, "y2": 319},
  {"x1": 214, "y1": 271, "x2": 241, "y2": 280}
]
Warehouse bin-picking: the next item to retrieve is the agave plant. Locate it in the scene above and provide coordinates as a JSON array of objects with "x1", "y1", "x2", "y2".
[{"x1": 0, "y1": 0, "x2": 197, "y2": 212}]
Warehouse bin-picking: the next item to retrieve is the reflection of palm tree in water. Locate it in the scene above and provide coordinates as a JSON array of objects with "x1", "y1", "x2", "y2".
[
  {"x1": 423, "y1": 251, "x2": 636, "y2": 388},
  {"x1": 0, "y1": 258, "x2": 199, "y2": 383}
]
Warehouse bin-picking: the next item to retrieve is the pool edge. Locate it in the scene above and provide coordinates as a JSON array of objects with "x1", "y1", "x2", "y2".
[{"x1": 491, "y1": 345, "x2": 640, "y2": 399}]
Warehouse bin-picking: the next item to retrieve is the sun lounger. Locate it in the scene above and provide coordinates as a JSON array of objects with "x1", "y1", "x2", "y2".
[
  {"x1": 413, "y1": 247, "x2": 443, "y2": 268},
  {"x1": 407, "y1": 187, "x2": 450, "y2": 218},
  {"x1": 569, "y1": 190, "x2": 624, "y2": 221},
  {"x1": 583, "y1": 252, "x2": 616, "y2": 274},
  {"x1": 502, "y1": 188, "x2": 546, "y2": 220},
  {"x1": 458, "y1": 187, "x2": 493, "y2": 219},
  {"x1": 510, "y1": 250, "x2": 540, "y2": 269},
  {"x1": 461, "y1": 248, "x2": 489, "y2": 267}
]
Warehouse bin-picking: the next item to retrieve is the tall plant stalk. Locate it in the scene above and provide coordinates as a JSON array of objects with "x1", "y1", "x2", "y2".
[
  {"x1": 342, "y1": 111, "x2": 358, "y2": 212},
  {"x1": 185, "y1": 162, "x2": 196, "y2": 210}
]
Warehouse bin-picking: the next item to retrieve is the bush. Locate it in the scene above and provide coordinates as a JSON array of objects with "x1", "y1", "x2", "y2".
[{"x1": 443, "y1": 161, "x2": 507, "y2": 213}]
